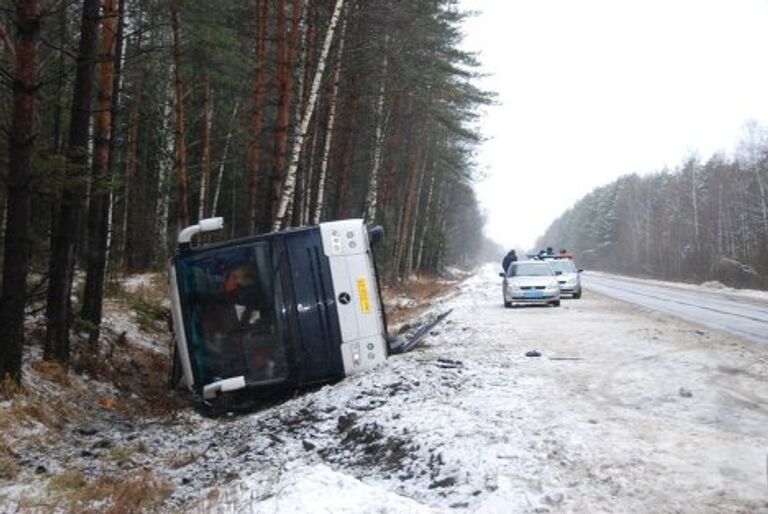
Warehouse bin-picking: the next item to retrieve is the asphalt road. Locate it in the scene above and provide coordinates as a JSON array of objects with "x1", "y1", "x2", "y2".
[{"x1": 585, "y1": 273, "x2": 768, "y2": 345}]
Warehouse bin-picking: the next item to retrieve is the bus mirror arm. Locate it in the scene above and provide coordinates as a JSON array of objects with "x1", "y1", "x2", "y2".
[{"x1": 178, "y1": 217, "x2": 225, "y2": 249}]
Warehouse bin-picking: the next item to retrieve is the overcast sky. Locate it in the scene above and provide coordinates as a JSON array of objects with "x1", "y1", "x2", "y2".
[{"x1": 459, "y1": 0, "x2": 768, "y2": 251}]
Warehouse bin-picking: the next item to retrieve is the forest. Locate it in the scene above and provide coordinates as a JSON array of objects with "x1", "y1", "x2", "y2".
[
  {"x1": 537, "y1": 126, "x2": 768, "y2": 290},
  {"x1": 0, "y1": 0, "x2": 495, "y2": 385}
]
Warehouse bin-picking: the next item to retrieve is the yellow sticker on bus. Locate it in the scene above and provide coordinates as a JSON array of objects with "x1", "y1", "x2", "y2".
[{"x1": 357, "y1": 277, "x2": 371, "y2": 314}]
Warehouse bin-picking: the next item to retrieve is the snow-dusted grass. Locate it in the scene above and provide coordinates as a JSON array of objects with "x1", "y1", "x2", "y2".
[{"x1": 382, "y1": 273, "x2": 461, "y2": 329}]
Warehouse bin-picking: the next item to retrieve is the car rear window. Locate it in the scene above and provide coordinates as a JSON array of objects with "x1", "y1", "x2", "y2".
[
  {"x1": 509, "y1": 263, "x2": 554, "y2": 277},
  {"x1": 548, "y1": 260, "x2": 576, "y2": 273}
]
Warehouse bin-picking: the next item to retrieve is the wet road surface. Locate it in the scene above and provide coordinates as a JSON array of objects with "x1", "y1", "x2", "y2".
[{"x1": 585, "y1": 274, "x2": 768, "y2": 345}]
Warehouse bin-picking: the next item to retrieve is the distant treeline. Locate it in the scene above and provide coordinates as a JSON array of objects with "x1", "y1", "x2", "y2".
[
  {"x1": 537, "y1": 128, "x2": 768, "y2": 289},
  {"x1": 0, "y1": 0, "x2": 494, "y2": 384}
]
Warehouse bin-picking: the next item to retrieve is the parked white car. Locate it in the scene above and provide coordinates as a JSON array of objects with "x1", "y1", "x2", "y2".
[
  {"x1": 545, "y1": 257, "x2": 583, "y2": 299},
  {"x1": 500, "y1": 260, "x2": 561, "y2": 308}
]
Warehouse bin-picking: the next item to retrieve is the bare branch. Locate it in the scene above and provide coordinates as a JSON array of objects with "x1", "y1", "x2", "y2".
[
  {"x1": 0, "y1": 24, "x2": 16, "y2": 64},
  {"x1": 40, "y1": 37, "x2": 77, "y2": 60},
  {"x1": 40, "y1": 0, "x2": 77, "y2": 18}
]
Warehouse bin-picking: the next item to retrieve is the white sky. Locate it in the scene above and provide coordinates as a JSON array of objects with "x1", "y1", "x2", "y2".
[{"x1": 460, "y1": 0, "x2": 768, "y2": 250}]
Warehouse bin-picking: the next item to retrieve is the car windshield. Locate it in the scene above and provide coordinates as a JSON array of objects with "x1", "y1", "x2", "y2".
[
  {"x1": 548, "y1": 260, "x2": 577, "y2": 273},
  {"x1": 508, "y1": 262, "x2": 553, "y2": 277}
]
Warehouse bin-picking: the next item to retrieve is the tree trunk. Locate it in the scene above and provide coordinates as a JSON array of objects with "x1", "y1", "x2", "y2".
[
  {"x1": 393, "y1": 120, "x2": 427, "y2": 281},
  {"x1": 406, "y1": 157, "x2": 429, "y2": 276},
  {"x1": 104, "y1": 0, "x2": 126, "y2": 271},
  {"x1": 363, "y1": 39, "x2": 388, "y2": 222},
  {"x1": 275, "y1": 0, "x2": 346, "y2": 229},
  {"x1": 301, "y1": 113, "x2": 321, "y2": 225},
  {"x1": 45, "y1": 0, "x2": 101, "y2": 364},
  {"x1": 415, "y1": 165, "x2": 436, "y2": 271},
  {"x1": 269, "y1": 0, "x2": 303, "y2": 228},
  {"x1": 284, "y1": 0, "x2": 310, "y2": 225},
  {"x1": 246, "y1": 0, "x2": 269, "y2": 234},
  {"x1": 198, "y1": 73, "x2": 213, "y2": 221},
  {"x1": 121, "y1": 84, "x2": 140, "y2": 268},
  {"x1": 51, "y1": 5, "x2": 66, "y2": 154},
  {"x1": 307, "y1": 2, "x2": 346, "y2": 225},
  {"x1": 170, "y1": 0, "x2": 190, "y2": 229},
  {"x1": 212, "y1": 101, "x2": 240, "y2": 216},
  {"x1": 753, "y1": 164, "x2": 768, "y2": 246},
  {"x1": 379, "y1": 92, "x2": 405, "y2": 216},
  {"x1": 333, "y1": 66, "x2": 358, "y2": 219},
  {"x1": 82, "y1": 0, "x2": 122, "y2": 349},
  {"x1": 0, "y1": 0, "x2": 40, "y2": 384},
  {"x1": 156, "y1": 97, "x2": 174, "y2": 262}
]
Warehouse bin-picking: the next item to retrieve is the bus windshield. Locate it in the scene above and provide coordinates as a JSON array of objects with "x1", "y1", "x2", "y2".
[{"x1": 177, "y1": 243, "x2": 288, "y2": 387}]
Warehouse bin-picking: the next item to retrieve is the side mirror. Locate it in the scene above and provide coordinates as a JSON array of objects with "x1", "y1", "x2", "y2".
[
  {"x1": 367, "y1": 225, "x2": 384, "y2": 245},
  {"x1": 554, "y1": 271, "x2": 562, "y2": 276},
  {"x1": 198, "y1": 217, "x2": 224, "y2": 232},
  {"x1": 178, "y1": 217, "x2": 225, "y2": 247},
  {"x1": 499, "y1": 272, "x2": 505, "y2": 278}
]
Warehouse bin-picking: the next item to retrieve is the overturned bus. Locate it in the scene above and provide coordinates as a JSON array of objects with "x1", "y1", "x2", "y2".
[{"x1": 168, "y1": 217, "x2": 390, "y2": 411}]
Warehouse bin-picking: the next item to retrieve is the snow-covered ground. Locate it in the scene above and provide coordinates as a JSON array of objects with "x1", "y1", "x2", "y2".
[{"x1": 2, "y1": 265, "x2": 767, "y2": 513}]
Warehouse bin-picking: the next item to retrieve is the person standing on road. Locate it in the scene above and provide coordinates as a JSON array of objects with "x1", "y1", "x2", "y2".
[{"x1": 502, "y1": 249, "x2": 517, "y2": 273}]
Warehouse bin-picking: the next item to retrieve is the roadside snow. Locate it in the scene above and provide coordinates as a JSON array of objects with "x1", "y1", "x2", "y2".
[
  {"x1": 195, "y1": 264, "x2": 768, "y2": 512},
  {"x1": 120, "y1": 273, "x2": 160, "y2": 293},
  {"x1": 101, "y1": 298, "x2": 169, "y2": 356},
  {"x1": 207, "y1": 463, "x2": 438, "y2": 513}
]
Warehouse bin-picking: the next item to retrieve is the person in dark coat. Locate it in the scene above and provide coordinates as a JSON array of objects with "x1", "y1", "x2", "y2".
[{"x1": 502, "y1": 249, "x2": 517, "y2": 272}]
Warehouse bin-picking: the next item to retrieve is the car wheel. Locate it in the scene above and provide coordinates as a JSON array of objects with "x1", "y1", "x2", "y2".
[
  {"x1": 572, "y1": 291, "x2": 581, "y2": 299},
  {"x1": 504, "y1": 301, "x2": 513, "y2": 308},
  {"x1": 552, "y1": 300, "x2": 561, "y2": 307}
]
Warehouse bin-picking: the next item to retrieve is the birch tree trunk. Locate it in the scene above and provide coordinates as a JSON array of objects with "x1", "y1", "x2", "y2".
[
  {"x1": 363, "y1": 38, "x2": 389, "y2": 222},
  {"x1": 155, "y1": 98, "x2": 174, "y2": 261},
  {"x1": 212, "y1": 101, "x2": 240, "y2": 216},
  {"x1": 0, "y1": 0, "x2": 40, "y2": 383},
  {"x1": 198, "y1": 74, "x2": 213, "y2": 221},
  {"x1": 311, "y1": 5, "x2": 348, "y2": 225},
  {"x1": 274, "y1": 0, "x2": 346, "y2": 229},
  {"x1": 170, "y1": 0, "x2": 190, "y2": 229},
  {"x1": 690, "y1": 163, "x2": 700, "y2": 243},
  {"x1": 290, "y1": 0, "x2": 309, "y2": 142},
  {"x1": 753, "y1": 163, "x2": 768, "y2": 245},
  {"x1": 415, "y1": 168, "x2": 436, "y2": 270},
  {"x1": 302, "y1": 114, "x2": 320, "y2": 225},
  {"x1": 406, "y1": 156, "x2": 430, "y2": 276}
]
